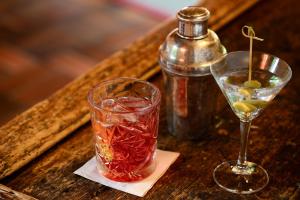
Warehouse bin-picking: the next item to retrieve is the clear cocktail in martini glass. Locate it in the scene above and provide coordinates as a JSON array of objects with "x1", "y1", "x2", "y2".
[{"x1": 210, "y1": 51, "x2": 292, "y2": 194}]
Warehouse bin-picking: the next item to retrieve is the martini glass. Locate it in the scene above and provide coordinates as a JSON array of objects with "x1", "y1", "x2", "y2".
[{"x1": 210, "y1": 51, "x2": 292, "y2": 194}]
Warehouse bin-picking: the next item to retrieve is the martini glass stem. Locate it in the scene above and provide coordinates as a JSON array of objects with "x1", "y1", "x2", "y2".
[{"x1": 237, "y1": 120, "x2": 251, "y2": 168}]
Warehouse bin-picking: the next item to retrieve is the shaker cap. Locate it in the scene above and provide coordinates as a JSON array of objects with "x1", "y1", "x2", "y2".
[
  {"x1": 159, "y1": 7, "x2": 226, "y2": 76},
  {"x1": 177, "y1": 7, "x2": 210, "y2": 38}
]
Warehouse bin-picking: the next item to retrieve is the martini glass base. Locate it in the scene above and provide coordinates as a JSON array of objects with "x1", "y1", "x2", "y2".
[{"x1": 213, "y1": 161, "x2": 269, "y2": 194}]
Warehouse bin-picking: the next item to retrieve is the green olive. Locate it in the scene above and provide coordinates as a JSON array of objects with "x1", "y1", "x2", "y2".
[
  {"x1": 225, "y1": 77, "x2": 233, "y2": 84},
  {"x1": 238, "y1": 88, "x2": 254, "y2": 97},
  {"x1": 242, "y1": 100, "x2": 268, "y2": 108},
  {"x1": 268, "y1": 82, "x2": 276, "y2": 88},
  {"x1": 243, "y1": 80, "x2": 262, "y2": 88},
  {"x1": 233, "y1": 101, "x2": 257, "y2": 113}
]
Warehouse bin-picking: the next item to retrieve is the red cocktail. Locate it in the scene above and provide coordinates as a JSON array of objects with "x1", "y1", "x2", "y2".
[{"x1": 88, "y1": 78, "x2": 161, "y2": 182}]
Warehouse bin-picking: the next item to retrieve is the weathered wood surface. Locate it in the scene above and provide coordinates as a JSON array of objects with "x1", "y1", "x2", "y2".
[
  {"x1": 0, "y1": 0, "x2": 259, "y2": 180},
  {"x1": 0, "y1": 184, "x2": 37, "y2": 200},
  {"x1": 2, "y1": 0, "x2": 300, "y2": 199}
]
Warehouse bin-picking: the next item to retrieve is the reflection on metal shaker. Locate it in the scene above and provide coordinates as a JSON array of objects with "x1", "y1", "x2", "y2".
[
  {"x1": 159, "y1": 7, "x2": 226, "y2": 140},
  {"x1": 173, "y1": 77, "x2": 188, "y2": 117}
]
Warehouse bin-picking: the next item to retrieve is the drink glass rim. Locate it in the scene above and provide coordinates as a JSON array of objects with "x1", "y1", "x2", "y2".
[
  {"x1": 87, "y1": 77, "x2": 161, "y2": 114},
  {"x1": 210, "y1": 50, "x2": 292, "y2": 90}
]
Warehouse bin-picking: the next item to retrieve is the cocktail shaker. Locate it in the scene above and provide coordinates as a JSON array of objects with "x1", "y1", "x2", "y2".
[{"x1": 159, "y1": 7, "x2": 226, "y2": 140}]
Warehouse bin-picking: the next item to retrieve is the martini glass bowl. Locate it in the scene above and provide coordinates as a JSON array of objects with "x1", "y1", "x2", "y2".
[{"x1": 210, "y1": 51, "x2": 292, "y2": 194}]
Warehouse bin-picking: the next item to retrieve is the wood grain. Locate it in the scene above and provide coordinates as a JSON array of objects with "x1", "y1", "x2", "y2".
[
  {"x1": 0, "y1": 184, "x2": 37, "y2": 200},
  {"x1": 0, "y1": 0, "x2": 259, "y2": 180},
  {"x1": 3, "y1": 0, "x2": 300, "y2": 199}
]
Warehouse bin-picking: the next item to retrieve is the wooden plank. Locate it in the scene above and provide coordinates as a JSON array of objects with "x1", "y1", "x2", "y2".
[
  {"x1": 0, "y1": 0, "x2": 259, "y2": 180},
  {"x1": 0, "y1": 184, "x2": 37, "y2": 200},
  {"x1": 3, "y1": 0, "x2": 300, "y2": 199}
]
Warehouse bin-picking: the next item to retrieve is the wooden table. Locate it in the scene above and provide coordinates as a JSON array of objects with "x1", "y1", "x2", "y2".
[{"x1": 1, "y1": 0, "x2": 299, "y2": 199}]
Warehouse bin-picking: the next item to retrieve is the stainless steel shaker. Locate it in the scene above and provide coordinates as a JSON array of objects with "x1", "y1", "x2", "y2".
[{"x1": 159, "y1": 7, "x2": 226, "y2": 140}]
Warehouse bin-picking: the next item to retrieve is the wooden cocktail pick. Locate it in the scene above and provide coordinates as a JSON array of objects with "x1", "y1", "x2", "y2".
[{"x1": 242, "y1": 26, "x2": 264, "y2": 82}]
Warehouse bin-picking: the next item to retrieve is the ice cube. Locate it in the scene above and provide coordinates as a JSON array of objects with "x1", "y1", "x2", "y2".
[
  {"x1": 99, "y1": 120, "x2": 114, "y2": 128},
  {"x1": 121, "y1": 113, "x2": 138, "y2": 123},
  {"x1": 100, "y1": 98, "x2": 116, "y2": 109},
  {"x1": 105, "y1": 112, "x2": 121, "y2": 125},
  {"x1": 116, "y1": 96, "x2": 152, "y2": 111},
  {"x1": 118, "y1": 124, "x2": 143, "y2": 134},
  {"x1": 112, "y1": 102, "x2": 130, "y2": 112}
]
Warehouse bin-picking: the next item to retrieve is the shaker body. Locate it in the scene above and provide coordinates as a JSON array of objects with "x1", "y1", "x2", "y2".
[
  {"x1": 159, "y1": 7, "x2": 226, "y2": 140},
  {"x1": 162, "y1": 69, "x2": 218, "y2": 140}
]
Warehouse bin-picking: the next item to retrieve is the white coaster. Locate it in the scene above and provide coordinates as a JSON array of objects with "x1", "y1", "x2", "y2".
[{"x1": 74, "y1": 149, "x2": 180, "y2": 197}]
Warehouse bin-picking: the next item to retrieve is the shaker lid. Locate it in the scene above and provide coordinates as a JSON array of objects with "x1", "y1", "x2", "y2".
[
  {"x1": 159, "y1": 7, "x2": 226, "y2": 76},
  {"x1": 178, "y1": 6, "x2": 210, "y2": 21},
  {"x1": 177, "y1": 7, "x2": 210, "y2": 38}
]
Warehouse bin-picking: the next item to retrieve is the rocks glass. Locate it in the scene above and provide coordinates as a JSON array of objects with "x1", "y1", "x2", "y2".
[{"x1": 88, "y1": 78, "x2": 161, "y2": 182}]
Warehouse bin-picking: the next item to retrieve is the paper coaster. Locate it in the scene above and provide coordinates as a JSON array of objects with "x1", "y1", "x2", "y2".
[{"x1": 74, "y1": 149, "x2": 179, "y2": 197}]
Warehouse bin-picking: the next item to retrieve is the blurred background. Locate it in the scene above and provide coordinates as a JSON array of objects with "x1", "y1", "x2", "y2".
[{"x1": 0, "y1": 0, "x2": 198, "y2": 125}]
